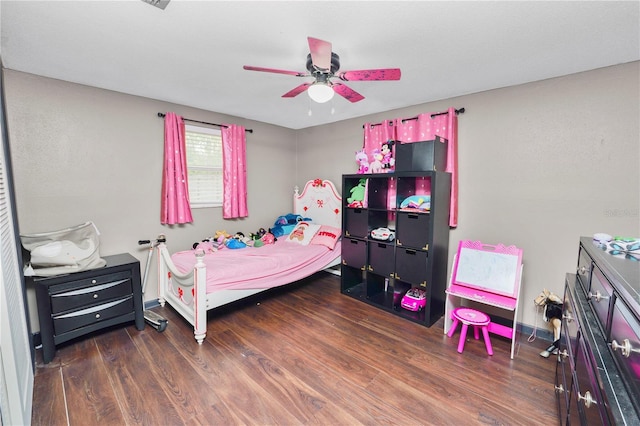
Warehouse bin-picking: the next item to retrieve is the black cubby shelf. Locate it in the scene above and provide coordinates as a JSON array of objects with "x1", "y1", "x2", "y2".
[{"x1": 341, "y1": 172, "x2": 451, "y2": 327}]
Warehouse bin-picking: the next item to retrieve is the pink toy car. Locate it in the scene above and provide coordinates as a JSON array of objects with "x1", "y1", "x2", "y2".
[{"x1": 401, "y1": 287, "x2": 426, "y2": 311}]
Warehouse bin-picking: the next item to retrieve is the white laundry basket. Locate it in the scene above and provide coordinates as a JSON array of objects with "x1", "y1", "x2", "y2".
[{"x1": 21, "y1": 221, "x2": 106, "y2": 276}]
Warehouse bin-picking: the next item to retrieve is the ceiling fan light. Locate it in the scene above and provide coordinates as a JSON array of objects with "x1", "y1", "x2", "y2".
[{"x1": 308, "y1": 83, "x2": 334, "y2": 103}]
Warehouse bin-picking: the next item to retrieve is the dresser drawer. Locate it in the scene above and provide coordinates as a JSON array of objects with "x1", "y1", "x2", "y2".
[
  {"x1": 609, "y1": 298, "x2": 640, "y2": 405},
  {"x1": 589, "y1": 265, "x2": 614, "y2": 333},
  {"x1": 49, "y1": 270, "x2": 133, "y2": 313},
  {"x1": 562, "y1": 287, "x2": 580, "y2": 368},
  {"x1": 573, "y1": 337, "x2": 610, "y2": 425},
  {"x1": 576, "y1": 246, "x2": 592, "y2": 295},
  {"x1": 555, "y1": 350, "x2": 571, "y2": 423},
  {"x1": 53, "y1": 296, "x2": 135, "y2": 335}
]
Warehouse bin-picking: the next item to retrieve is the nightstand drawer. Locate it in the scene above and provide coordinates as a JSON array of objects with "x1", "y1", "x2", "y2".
[
  {"x1": 53, "y1": 296, "x2": 134, "y2": 335},
  {"x1": 50, "y1": 271, "x2": 133, "y2": 313}
]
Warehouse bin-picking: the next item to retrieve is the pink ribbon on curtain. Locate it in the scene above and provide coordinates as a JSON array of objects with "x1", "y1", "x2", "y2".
[
  {"x1": 161, "y1": 112, "x2": 193, "y2": 225},
  {"x1": 395, "y1": 107, "x2": 458, "y2": 227},
  {"x1": 221, "y1": 124, "x2": 248, "y2": 219}
]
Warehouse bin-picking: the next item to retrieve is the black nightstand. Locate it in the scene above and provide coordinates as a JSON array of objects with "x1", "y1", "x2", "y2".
[{"x1": 29, "y1": 253, "x2": 144, "y2": 363}]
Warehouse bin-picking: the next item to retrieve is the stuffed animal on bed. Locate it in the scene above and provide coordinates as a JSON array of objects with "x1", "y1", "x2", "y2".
[
  {"x1": 214, "y1": 230, "x2": 231, "y2": 242},
  {"x1": 270, "y1": 214, "x2": 311, "y2": 237},
  {"x1": 225, "y1": 232, "x2": 247, "y2": 249},
  {"x1": 261, "y1": 231, "x2": 277, "y2": 245},
  {"x1": 250, "y1": 228, "x2": 266, "y2": 240},
  {"x1": 193, "y1": 240, "x2": 217, "y2": 254}
]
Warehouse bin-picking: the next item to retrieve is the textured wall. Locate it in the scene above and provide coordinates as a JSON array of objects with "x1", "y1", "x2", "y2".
[
  {"x1": 4, "y1": 71, "x2": 298, "y2": 330},
  {"x1": 5, "y1": 61, "x2": 639, "y2": 334},
  {"x1": 296, "y1": 61, "x2": 640, "y2": 329}
]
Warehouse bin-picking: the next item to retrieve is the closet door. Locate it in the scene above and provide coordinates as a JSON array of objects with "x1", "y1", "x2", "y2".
[{"x1": 0, "y1": 65, "x2": 34, "y2": 425}]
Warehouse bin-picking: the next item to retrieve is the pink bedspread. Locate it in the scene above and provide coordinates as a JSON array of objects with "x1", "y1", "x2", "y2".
[{"x1": 170, "y1": 239, "x2": 341, "y2": 292}]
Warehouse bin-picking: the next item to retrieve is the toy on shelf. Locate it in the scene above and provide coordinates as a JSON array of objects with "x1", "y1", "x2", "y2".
[
  {"x1": 347, "y1": 178, "x2": 367, "y2": 207},
  {"x1": 355, "y1": 149, "x2": 369, "y2": 174},
  {"x1": 369, "y1": 149, "x2": 384, "y2": 174},
  {"x1": 370, "y1": 227, "x2": 395, "y2": 242},
  {"x1": 381, "y1": 140, "x2": 395, "y2": 172},
  {"x1": 399, "y1": 195, "x2": 430, "y2": 211},
  {"x1": 401, "y1": 287, "x2": 427, "y2": 312}
]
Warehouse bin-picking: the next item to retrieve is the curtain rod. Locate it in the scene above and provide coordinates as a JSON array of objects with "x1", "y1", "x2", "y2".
[
  {"x1": 157, "y1": 113, "x2": 254, "y2": 133},
  {"x1": 363, "y1": 107, "x2": 465, "y2": 128}
]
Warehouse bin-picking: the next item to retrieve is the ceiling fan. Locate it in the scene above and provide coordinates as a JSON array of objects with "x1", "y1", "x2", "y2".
[{"x1": 243, "y1": 37, "x2": 401, "y2": 103}]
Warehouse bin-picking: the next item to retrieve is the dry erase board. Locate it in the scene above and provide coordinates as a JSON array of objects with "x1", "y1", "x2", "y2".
[{"x1": 451, "y1": 240, "x2": 523, "y2": 298}]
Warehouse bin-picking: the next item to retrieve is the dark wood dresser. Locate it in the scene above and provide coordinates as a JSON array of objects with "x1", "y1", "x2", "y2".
[
  {"x1": 29, "y1": 253, "x2": 144, "y2": 363},
  {"x1": 556, "y1": 237, "x2": 639, "y2": 424}
]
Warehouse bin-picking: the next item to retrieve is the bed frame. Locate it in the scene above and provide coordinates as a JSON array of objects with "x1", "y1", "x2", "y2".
[{"x1": 155, "y1": 178, "x2": 342, "y2": 343}]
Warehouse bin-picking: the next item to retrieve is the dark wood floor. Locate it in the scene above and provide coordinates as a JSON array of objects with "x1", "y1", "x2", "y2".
[{"x1": 32, "y1": 272, "x2": 559, "y2": 425}]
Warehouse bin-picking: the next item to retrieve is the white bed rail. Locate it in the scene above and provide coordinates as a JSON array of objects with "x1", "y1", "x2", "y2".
[{"x1": 157, "y1": 238, "x2": 208, "y2": 343}]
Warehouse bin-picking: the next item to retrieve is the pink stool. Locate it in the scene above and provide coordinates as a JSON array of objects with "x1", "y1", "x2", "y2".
[{"x1": 447, "y1": 307, "x2": 493, "y2": 355}]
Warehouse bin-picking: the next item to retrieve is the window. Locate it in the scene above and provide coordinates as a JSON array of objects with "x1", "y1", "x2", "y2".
[{"x1": 185, "y1": 125, "x2": 222, "y2": 208}]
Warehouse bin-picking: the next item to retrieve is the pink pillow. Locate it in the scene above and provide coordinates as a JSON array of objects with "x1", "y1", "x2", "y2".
[
  {"x1": 285, "y1": 221, "x2": 321, "y2": 245},
  {"x1": 310, "y1": 225, "x2": 341, "y2": 249}
]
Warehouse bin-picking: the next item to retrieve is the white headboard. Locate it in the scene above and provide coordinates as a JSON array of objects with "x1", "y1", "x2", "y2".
[{"x1": 293, "y1": 179, "x2": 342, "y2": 229}]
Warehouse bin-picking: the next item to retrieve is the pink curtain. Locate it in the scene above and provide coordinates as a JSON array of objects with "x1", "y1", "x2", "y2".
[
  {"x1": 363, "y1": 120, "x2": 397, "y2": 209},
  {"x1": 395, "y1": 107, "x2": 459, "y2": 227},
  {"x1": 161, "y1": 112, "x2": 193, "y2": 225},
  {"x1": 363, "y1": 119, "x2": 396, "y2": 173},
  {"x1": 221, "y1": 124, "x2": 248, "y2": 219}
]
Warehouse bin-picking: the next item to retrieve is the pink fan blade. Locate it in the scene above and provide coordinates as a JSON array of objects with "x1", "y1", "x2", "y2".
[
  {"x1": 282, "y1": 83, "x2": 312, "y2": 98},
  {"x1": 332, "y1": 83, "x2": 365, "y2": 103},
  {"x1": 243, "y1": 65, "x2": 309, "y2": 77},
  {"x1": 307, "y1": 37, "x2": 332, "y2": 70},
  {"x1": 337, "y1": 68, "x2": 401, "y2": 81}
]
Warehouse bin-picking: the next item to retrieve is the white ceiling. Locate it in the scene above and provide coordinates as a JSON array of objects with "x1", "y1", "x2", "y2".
[{"x1": 1, "y1": 1, "x2": 638, "y2": 130}]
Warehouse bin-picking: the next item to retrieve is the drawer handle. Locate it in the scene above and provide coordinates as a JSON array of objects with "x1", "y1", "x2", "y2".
[
  {"x1": 368, "y1": 265, "x2": 373, "y2": 272},
  {"x1": 588, "y1": 291, "x2": 609, "y2": 303},
  {"x1": 95, "y1": 313, "x2": 101, "y2": 319},
  {"x1": 554, "y1": 384, "x2": 565, "y2": 394},
  {"x1": 577, "y1": 265, "x2": 589, "y2": 274},
  {"x1": 577, "y1": 391, "x2": 597, "y2": 408},
  {"x1": 92, "y1": 279, "x2": 97, "y2": 284},
  {"x1": 611, "y1": 339, "x2": 640, "y2": 358},
  {"x1": 93, "y1": 294, "x2": 99, "y2": 299},
  {"x1": 562, "y1": 313, "x2": 573, "y2": 323}
]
